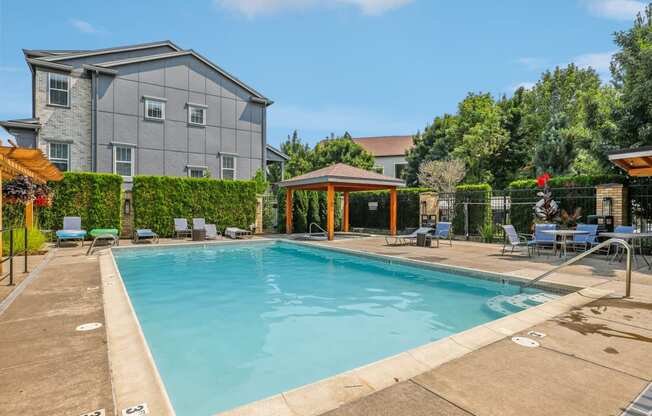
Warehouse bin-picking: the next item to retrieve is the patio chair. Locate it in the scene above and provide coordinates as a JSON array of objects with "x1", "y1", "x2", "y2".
[
  {"x1": 567, "y1": 224, "x2": 598, "y2": 252},
  {"x1": 86, "y1": 228, "x2": 119, "y2": 255},
  {"x1": 192, "y1": 218, "x2": 206, "y2": 230},
  {"x1": 433, "y1": 222, "x2": 453, "y2": 247},
  {"x1": 205, "y1": 224, "x2": 222, "y2": 240},
  {"x1": 501, "y1": 224, "x2": 532, "y2": 256},
  {"x1": 56, "y1": 216, "x2": 87, "y2": 247},
  {"x1": 224, "y1": 227, "x2": 252, "y2": 239},
  {"x1": 133, "y1": 229, "x2": 159, "y2": 243},
  {"x1": 174, "y1": 218, "x2": 191, "y2": 238},
  {"x1": 530, "y1": 223, "x2": 557, "y2": 255},
  {"x1": 608, "y1": 225, "x2": 635, "y2": 258},
  {"x1": 385, "y1": 227, "x2": 433, "y2": 246}
]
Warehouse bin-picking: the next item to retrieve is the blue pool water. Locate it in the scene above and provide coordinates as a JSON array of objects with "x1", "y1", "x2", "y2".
[{"x1": 113, "y1": 241, "x2": 554, "y2": 416}]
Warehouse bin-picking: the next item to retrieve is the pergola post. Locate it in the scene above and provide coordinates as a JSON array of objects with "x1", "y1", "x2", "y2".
[
  {"x1": 389, "y1": 187, "x2": 397, "y2": 236},
  {"x1": 25, "y1": 201, "x2": 34, "y2": 230},
  {"x1": 343, "y1": 191, "x2": 350, "y2": 233},
  {"x1": 0, "y1": 172, "x2": 3, "y2": 274},
  {"x1": 285, "y1": 189, "x2": 293, "y2": 234},
  {"x1": 327, "y1": 184, "x2": 335, "y2": 240}
]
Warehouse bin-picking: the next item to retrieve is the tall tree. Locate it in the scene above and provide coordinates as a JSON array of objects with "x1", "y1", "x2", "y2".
[
  {"x1": 280, "y1": 130, "x2": 312, "y2": 178},
  {"x1": 612, "y1": 4, "x2": 652, "y2": 148},
  {"x1": 310, "y1": 133, "x2": 375, "y2": 170},
  {"x1": 404, "y1": 114, "x2": 458, "y2": 186},
  {"x1": 533, "y1": 93, "x2": 577, "y2": 175}
]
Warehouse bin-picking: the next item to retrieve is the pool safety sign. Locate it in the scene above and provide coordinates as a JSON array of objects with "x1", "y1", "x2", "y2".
[{"x1": 122, "y1": 403, "x2": 149, "y2": 416}]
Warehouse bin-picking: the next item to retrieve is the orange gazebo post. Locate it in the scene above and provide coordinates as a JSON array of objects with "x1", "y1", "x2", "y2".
[{"x1": 278, "y1": 163, "x2": 405, "y2": 240}]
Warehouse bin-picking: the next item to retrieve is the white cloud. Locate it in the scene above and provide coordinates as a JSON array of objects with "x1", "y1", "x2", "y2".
[
  {"x1": 508, "y1": 81, "x2": 535, "y2": 93},
  {"x1": 0, "y1": 66, "x2": 21, "y2": 73},
  {"x1": 573, "y1": 51, "x2": 614, "y2": 78},
  {"x1": 581, "y1": 0, "x2": 646, "y2": 21},
  {"x1": 515, "y1": 57, "x2": 547, "y2": 70},
  {"x1": 69, "y1": 18, "x2": 103, "y2": 34},
  {"x1": 214, "y1": 0, "x2": 414, "y2": 17}
]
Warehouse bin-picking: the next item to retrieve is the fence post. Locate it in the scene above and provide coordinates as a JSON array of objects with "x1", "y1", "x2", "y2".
[
  {"x1": 464, "y1": 202, "x2": 469, "y2": 240},
  {"x1": 9, "y1": 230, "x2": 14, "y2": 286}
]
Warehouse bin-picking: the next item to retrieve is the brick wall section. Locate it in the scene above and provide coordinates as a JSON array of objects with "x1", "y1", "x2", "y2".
[
  {"x1": 596, "y1": 183, "x2": 628, "y2": 227},
  {"x1": 121, "y1": 190, "x2": 134, "y2": 238},
  {"x1": 35, "y1": 69, "x2": 92, "y2": 171}
]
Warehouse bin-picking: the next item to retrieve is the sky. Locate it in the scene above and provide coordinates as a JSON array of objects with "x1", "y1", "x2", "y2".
[{"x1": 0, "y1": 0, "x2": 647, "y2": 147}]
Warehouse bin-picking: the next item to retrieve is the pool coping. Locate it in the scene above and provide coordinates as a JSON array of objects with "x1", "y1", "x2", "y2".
[{"x1": 102, "y1": 238, "x2": 614, "y2": 416}]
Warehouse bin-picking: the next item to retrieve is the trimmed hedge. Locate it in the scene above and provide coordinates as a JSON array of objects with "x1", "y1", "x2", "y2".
[
  {"x1": 452, "y1": 184, "x2": 492, "y2": 235},
  {"x1": 133, "y1": 176, "x2": 257, "y2": 237},
  {"x1": 38, "y1": 172, "x2": 123, "y2": 231},
  {"x1": 349, "y1": 188, "x2": 427, "y2": 231},
  {"x1": 508, "y1": 174, "x2": 625, "y2": 189}
]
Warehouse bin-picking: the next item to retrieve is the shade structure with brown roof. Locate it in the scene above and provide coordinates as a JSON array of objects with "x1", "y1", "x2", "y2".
[
  {"x1": 608, "y1": 146, "x2": 652, "y2": 177},
  {"x1": 278, "y1": 163, "x2": 406, "y2": 240}
]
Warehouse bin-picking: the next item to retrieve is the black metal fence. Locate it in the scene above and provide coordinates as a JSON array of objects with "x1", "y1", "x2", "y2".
[{"x1": 0, "y1": 227, "x2": 29, "y2": 286}]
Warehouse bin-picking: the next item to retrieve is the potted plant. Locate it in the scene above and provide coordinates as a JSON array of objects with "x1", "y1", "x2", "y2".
[
  {"x1": 2, "y1": 175, "x2": 35, "y2": 205},
  {"x1": 534, "y1": 173, "x2": 559, "y2": 224}
]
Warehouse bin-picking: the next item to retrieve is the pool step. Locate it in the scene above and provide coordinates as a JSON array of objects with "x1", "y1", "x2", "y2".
[{"x1": 486, "y1": 292, "x2": 561, "y2": 315}]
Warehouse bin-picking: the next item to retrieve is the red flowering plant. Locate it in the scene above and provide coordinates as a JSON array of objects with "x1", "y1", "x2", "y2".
[
  {"x1": 33, "y1": 183, "x2": 53, "y2": 207},
  {"x1": 533, "y1": 173, "x2": 559, "y2": 223}
]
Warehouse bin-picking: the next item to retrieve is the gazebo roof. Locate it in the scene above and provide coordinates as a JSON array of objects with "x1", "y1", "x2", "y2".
[
  {"x1": 278, "y1": 163, "x2": 405, "y2": 191},
  {"x1": 0, "y1": 146, "x2": 63, "y2": 183},
  {"x1": 608, "y1": 146, "x2": 652, "y2": 177}
]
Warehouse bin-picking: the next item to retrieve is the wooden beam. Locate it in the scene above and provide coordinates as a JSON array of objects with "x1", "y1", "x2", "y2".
[
  {"x1": 628, "y1": 167, "x2": 652, "y2": 177},
  {"x1": 389, "y1": 187, "x2": 397, "y2": 236},
  {"x1": 0, "y1": 153, "x2": 47, "y2": 183},
  {"x1": 285, "y1": 189, "x2": 293, "y2": 234},
  {"x1": 0, "y1": 172, "x2": 3, "y2": 274},
  {"x1": 327, "y1": 184, "x2": 335, "y2": 240},
  {"x1": 25, "y1": 201, "x2": 34, "y2": 230},
  {"x1": 343, "y1": 191, "x2": 349, "y2": 233}
]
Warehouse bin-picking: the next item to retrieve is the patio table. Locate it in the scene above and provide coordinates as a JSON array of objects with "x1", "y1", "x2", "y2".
[
  {"x1": 599, "y1": 232, "x2": 652, "y2": 269},
  {"x1": 542, "y1": 229, "x2": 589, "y2": 258}
]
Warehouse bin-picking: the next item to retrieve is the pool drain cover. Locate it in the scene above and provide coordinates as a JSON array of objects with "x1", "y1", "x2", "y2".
[
  {"x1": 76, "y1": 322, "x2": 103, "y2": 331},
  {"x1": 511, "y1": 336, "x2": 540, "y2": 348}
]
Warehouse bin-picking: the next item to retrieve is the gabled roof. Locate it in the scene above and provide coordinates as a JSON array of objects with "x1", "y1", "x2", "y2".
[
  {"x1": 352, "y1": 135, "x2": 414, "y2": 157},
  {"x1": 24, "y1": 40, "x2": 182, "y2": 62},
  {"x1": 266, "y1": 144, "x2": 290, "y2": 161},
  {"x1": 0, "y1": 118, "x2": 40, "y2": 131},
  {"x1": 278, "y1": 163, "x2": 405, "y2": 190}
]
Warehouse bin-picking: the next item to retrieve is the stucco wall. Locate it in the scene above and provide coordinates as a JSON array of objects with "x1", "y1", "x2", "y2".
[{"x1": 374, "y1": 155, "x2": 408, "y2": 178}]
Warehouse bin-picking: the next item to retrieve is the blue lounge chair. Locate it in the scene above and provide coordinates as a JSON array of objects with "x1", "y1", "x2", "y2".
[
  {"x1": 133, "y1": 229, "x2": 159, "y2": 243},
  {"x1": 501, "y1": 224, "x2": 533, "y2": 256},
  {"x1": 56, "y1": 216, "x2": 87, "y2": 247},
  {"x1": 608, "y1": 225, "x2": 635, "y2": 258},
  {"x1": 530, "y1": 223, "x2": 557, "y2": 255},
  {"x1": 567, "y1": 223, "x2": 598, "y2": 252},
  {"x1": 433, "y1": 222, "x2": 453, "y2": 247}
]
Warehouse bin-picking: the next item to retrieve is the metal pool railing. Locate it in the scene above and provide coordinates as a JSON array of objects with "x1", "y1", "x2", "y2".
[{"x1": 0, "y1": 227, "x2": 29, "y2": 286}]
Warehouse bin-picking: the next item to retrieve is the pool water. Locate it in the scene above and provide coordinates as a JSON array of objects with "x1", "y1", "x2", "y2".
[{"x1": 113, "y1": 241, "x2": 554, "y2": 416}]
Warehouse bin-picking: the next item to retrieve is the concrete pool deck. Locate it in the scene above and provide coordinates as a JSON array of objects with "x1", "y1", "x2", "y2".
[{"x1": 0, "y1": 236, "x2": 651, "y2": 415}]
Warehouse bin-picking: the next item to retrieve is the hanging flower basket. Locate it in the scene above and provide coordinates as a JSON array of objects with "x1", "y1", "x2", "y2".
[
  {"x1": 33, "y1": 183, "x2": 53, "y2": 207},
  {"x1": 2, "y1": 175, "x2": 35, "y2": 205}
]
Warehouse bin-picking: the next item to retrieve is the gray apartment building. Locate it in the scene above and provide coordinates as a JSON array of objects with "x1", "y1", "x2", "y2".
[{"x1": 0, "y1": 40, "x2": 288, "y2": 185}]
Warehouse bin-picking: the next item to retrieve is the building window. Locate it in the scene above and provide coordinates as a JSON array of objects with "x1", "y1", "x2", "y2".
[
  {"x1": 221, "y1": 155, "x2": 236, "y2": 179},
  {"x1": 114, "y1": 146, "x2": 134, "y2": 177},
  {"x1": 48, "y1": 142, "x2": 70, "y2": 171},
  {"x1": 188, "y1": 168, "x2": 205, "y2": 178},
  {"x1": 395, "y1": 163, "x2": 408, "y2": 179},
  {"x1": 145, "y1": 99, "x2": 165, "y2": 120},
  {"x1": 188, "y1": 106, "x2": 206, "y2": 126},
  {"x1": 373, "y1": 165, "x2": 384, "y2": 174},
  {"x1": 48, "y1": 73, "x2": 69, "y2": 107}
]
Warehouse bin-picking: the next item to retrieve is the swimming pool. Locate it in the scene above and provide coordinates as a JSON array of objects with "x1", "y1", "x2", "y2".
[{"x1": 113, "y1": 240, "x2": 557, "y2": 416}]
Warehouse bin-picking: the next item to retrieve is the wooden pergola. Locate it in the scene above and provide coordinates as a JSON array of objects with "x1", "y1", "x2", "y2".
[
  {"x1": 0, "y1": 146, "x2": 63, "y2": 264},
  {"x1": 608, "y1": 146, "x2": 652, "y2": 177},
  {"x1": 278, "y1": 163, "x2": 406, "y2": 240}
]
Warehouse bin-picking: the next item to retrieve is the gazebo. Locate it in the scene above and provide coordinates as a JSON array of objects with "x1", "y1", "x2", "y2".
[
  {"x1": 0, "y1": 146, "x2": 63, "y2": 268},
  {"x1": 278, "y1": 163, "x2": 406, "y2": 240},
  {"x1": 608, "y1": 146, "x2": 652, "y2": 176}
]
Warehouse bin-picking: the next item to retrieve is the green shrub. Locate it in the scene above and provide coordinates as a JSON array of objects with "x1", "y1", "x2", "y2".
[
  {"x1": 349, "y1": 188, "x2": 428, "y2": 231},
  {"x1": 508, "y1": 174, "x2": 625, "y2": 189},
  {"x1": 2, "y1": 228, "x2": 47, "y2": 256},
  {"x1": 38, "y1": 172, "x2": 123, "y2": 231},
  {"x1": 133, "y1": 176, "x2": 257, "y2": 237}
]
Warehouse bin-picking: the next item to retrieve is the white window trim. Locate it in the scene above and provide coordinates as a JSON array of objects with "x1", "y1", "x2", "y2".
[
  {"x1": 47, "y1": 72, "x2": 70, "y2": 107},
  {"x1": 394, "y1": 162, "x2": 408, "y2": 178},
  {"x1": 113, "y1": 146, "x2": 134, "y2": 177},
  {"x1": 188, "y1": 105, "x2": 206, "y2": 126},
  {"x1": 221, "y1": 155, "x2": 236, "y2": 179},
  {"x1": 188, "y1": 167, "x2": 207, "y2": 178},
  {"x1": 48, "y1": 142, "x2": 70, "y2": 171},
  {"x1": 144, "y1": 99, "x2": 165, "y2": 121}
]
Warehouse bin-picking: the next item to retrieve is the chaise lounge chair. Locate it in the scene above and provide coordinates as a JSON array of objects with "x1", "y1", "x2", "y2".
[
  {"x1": 433, "y1": 222, "x2": 453, "y2": 247},
  {"x1": 174, "y1": 218, "x2": 192, "y2": 238},
  {"x1": 501, "y1": 224, "x2": 533, "y2": 256},
  {"x1": 133, "y1": 229, "x2": 159, "y2": 243},
  {"x1": 56, "y1": 216, "x2": 87, "y2": 247},
  {"x1": 385, "y1": 227, "x2": 434, "y2": 246},
  {"x1": 205, "y1": 224, "x2": 222, "y2": 240},
  {"x1": 192, "y1": 218, "x2": 206, "y2": 231},
  {"x1": 224, "y1": 227, "x2": 252, "y2": 239}
]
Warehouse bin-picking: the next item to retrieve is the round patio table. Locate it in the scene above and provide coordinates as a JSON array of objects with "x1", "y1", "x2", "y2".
[
  {"x1": 541, "y1": 229, "x2": 589, "y2": 258},
  {"x1": 599, "y1": 232, "x2": 652, "y2": 269}
]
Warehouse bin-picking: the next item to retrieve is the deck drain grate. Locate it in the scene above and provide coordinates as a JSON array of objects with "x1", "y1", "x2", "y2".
[
  {"x1": 80, "y1": 410, "x2": 105, "y2": 416},
  {"x1": 122, "y1": 402, "x2": 149, "y2": 416},
  {"x1": 76, "y1": 322, "x2": 103, "y2": 331},
  {"x1": 527, "y1": 330, "x2": 546, "y2": 338},
  {"x1": 511, "y1": 336, "x2": 540, "y2": 348}
]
